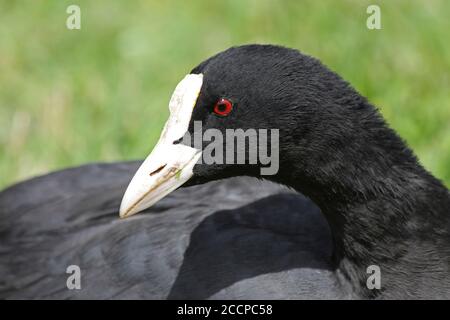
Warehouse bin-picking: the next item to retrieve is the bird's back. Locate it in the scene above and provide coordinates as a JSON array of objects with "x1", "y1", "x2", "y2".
[{"x1": 0, "y1": 162, "x2": 339, "y2": 299}]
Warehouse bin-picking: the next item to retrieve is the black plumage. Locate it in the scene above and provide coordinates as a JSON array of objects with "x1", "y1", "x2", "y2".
[{"x1": 1, "y1": 45, "x2": 449, "y2": 299}]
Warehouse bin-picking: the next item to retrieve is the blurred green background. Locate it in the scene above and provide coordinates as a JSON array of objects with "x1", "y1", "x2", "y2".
[{"x1": 0, "y1": 0, "x2": 449, "y2": 189}]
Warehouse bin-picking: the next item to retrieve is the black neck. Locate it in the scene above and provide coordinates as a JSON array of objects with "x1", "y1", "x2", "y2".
[{"x1": 272, "y1": 116, "x2": 450, "y2": 297}]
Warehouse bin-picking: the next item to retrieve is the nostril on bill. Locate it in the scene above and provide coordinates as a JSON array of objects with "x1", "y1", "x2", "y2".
[
  {"x1": 149, "y1": 164, "x2": 167, "y2": 176},
  {"x1": 172, "y1": 137, "x2": 183, "y2": 145}
]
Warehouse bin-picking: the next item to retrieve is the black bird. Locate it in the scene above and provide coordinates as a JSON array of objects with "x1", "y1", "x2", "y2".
[{"x1": 1, "y1": 45, "x2": 449, "y2": 299}]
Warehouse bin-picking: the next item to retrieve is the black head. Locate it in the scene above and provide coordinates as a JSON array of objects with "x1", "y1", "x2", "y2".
[
  {"x1": 184, "y1": 45, "x2": 404, "y2": 193},
  {"x1": 121, "y1": 44, "x2": 424, "y2": 218}
]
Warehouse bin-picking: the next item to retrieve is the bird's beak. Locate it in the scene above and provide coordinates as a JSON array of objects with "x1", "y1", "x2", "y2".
[{"x1": 119, "y1": 74, "x2": 203, "y2": 218}]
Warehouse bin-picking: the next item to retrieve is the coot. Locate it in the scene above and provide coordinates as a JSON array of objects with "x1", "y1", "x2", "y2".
[{"x1": 1, "y1": 45, "x2": 449, "y2": 299}]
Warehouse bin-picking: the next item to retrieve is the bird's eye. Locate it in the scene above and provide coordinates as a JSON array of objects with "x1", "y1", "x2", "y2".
[{"x1": 213, "y1": 98, "x2": 233, "y2": 117}]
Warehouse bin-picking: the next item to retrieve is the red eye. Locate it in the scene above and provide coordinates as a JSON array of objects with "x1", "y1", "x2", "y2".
[{"x1": 213, "y1": 98, "x2": 233, "y2": 116}]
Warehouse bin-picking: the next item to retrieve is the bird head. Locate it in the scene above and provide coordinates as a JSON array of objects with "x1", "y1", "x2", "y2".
[{"x1": 119, "y1": 44, "x2": 384, "y2": 218}]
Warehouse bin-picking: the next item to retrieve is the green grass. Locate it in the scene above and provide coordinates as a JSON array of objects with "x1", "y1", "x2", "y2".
[{"x1": 0, "y1": 0, "x2": 449, "y2": 189}]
